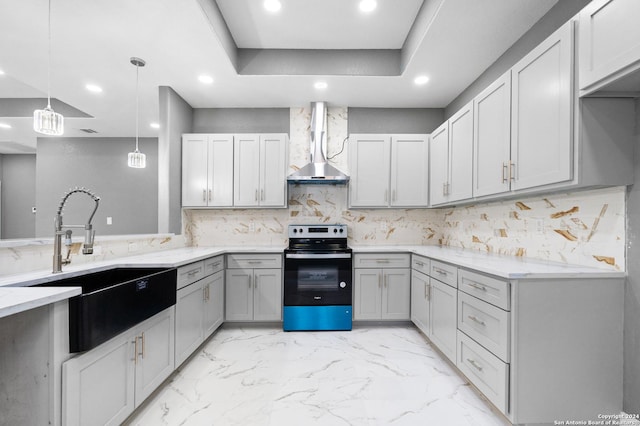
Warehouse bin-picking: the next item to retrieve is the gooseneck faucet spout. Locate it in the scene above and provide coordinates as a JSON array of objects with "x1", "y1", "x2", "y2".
[{"x1": 53, "y1": 187, "x2": 100, "y2": 273}]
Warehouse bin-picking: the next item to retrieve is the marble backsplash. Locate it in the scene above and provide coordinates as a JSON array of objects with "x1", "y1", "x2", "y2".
[
  {"x1": 0, "y1": 234, "x2": 186, "y2": 276},
  {"x1": 436, "y1": 186, "x2": 626, "y2": 271}
]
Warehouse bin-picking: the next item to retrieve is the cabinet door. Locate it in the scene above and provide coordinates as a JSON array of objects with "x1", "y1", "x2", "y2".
[
  {"x1": 260, "y1": 134, "x2": 287, "y2": 207},
  {"x1": 579, "y1": 0, "x2": 640, "y2": 94},
  {"x1": 429, "y1": 280, "x2": 457, "y2": 364},
  {"x1": 353, "y1": 269, "x2": 382, "y2": 320},
  {"x1": 254, "y1": 268, "x2": 282, "y2": 321},
  {"x1": 182, "y1": 134, "x2": 209, "y2": 207},
  {"x1": 382, "y1": 268, "x2": 411, "y2": 320},
  {"x1": 473, "y1": 71, "x2": 511, "y2": 198},
  {"x1": 349, "y1": 135, "x2": 390, "y2": 207},
  {"x1": 511, "y1": 22, "x2": 573, "y2": 191},
  {"x1": 429, "y1": 123, "x2": 449, "y2": 206},
  {"x1": 203, "y1": 271, "x2": 224, "y2": 338},
  {"x1": 63, "y1": 332, "x2": 135, "y2": 426},
  {"x1": 448, "y1": 102, "x2": 473, "y2": 202},
  {"x1": 209, "y1": 135, "x2": 234, "y2": 207},
  {"x1": 225, "y1": 269, "x2": 253, "y2": 321},
  {"x1": 175, "y1": 281, "x2": 204, "y2": 367},
  {"x1": 233, "y1": 134, "x2": 260, "y2": 206},
  {"x1": 390, "y1": 135, "x2": 429, "y2": 207},
  {"x1": 135, "y1": 308, "x2": 175, "y2": 406},
  {"x1": 411, "y1": 270, "x2": 430, "y2": 336}
]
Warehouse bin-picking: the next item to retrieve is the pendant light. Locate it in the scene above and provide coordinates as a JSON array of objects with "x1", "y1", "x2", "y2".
[
  {"x1": 127, "y1": 57, "x2": 146, "y2": 168},
  {"x1": 33, "y1": 0, "x2": 64, "y2": 136}
]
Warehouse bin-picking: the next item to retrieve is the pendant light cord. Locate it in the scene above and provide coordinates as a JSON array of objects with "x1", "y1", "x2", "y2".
[
  {"x1": 47, "y1": 0, "x2": 52, "y2": 108},
  {"x1": 135, "y1": 62, "x2": 139, "y2": 151}
]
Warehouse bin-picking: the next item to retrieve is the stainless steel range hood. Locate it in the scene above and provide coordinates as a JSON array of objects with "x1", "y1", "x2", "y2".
[{"x1": 287, "y1": 101, "x2": 349, "y2": 185}]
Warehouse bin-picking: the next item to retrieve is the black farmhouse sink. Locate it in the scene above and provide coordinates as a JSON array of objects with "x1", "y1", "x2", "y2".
[{"x1": 37, "y1": 267, "x2": 176, "y2": 352}]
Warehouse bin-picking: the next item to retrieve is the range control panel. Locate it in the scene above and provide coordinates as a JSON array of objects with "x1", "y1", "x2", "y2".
[{"x1": 288, "y1": 224, "x2": 347, "y2": 239}]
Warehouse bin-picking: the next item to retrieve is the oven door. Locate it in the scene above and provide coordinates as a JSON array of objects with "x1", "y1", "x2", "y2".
[{"x1": 284, "y1": 251, "x2": 352, "y2": 306}]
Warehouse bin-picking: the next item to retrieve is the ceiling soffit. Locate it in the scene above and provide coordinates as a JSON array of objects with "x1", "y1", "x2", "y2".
[{"x1": 204, "y1": 0, "x2": 438, "y2": 76}]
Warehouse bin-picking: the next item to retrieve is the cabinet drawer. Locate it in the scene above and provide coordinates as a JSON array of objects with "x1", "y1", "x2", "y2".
[
  {"x1": 226, "y1": 253, "x2": 282, "y2": 269},
  {"x1": 458, "y1": 269, "x2": 510, "y2": 310},
  {"x1": 354, "y1": 253, "x2": 410, "y2": 268},
  {"x1": 203, "y1": 255, "x2": 224, "y2": 276},
  {"x1": 457, "y1": 331, "x2": 509, "y2": 414},
  {"x1": 458, "y1": 291, "x2": 510, "y2": 362},
  {"x1": 411, "y1": 255, "x2": 430, "y2": 274},
  {"x1": 429, "y1": 260, "x2": 457, "y2": 288},
  {"x1": 177, "y1": 261, "x2": 205, "y2": 290}
]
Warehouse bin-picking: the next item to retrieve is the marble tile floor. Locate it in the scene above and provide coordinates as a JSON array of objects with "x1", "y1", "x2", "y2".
[{"x1": 125, "y1": 325, "x2": 511, "y2": 426}]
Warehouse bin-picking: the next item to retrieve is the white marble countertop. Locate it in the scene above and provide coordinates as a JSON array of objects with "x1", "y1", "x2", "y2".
[
  {"x1": 0, "y1": 243, "x2": 623, "y2": 320},
  {"x1": 0, "y1": 286, "x2": 81, "y2": 319},
  {"x1": 351, "y1": 245, "x2": 624, "y2": 279}
]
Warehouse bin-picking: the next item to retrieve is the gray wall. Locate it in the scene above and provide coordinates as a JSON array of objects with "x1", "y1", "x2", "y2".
[
  {"x1": 348, "y1": 108, "x2": 444, "y2": 134},
  {"x1": 625, "y1": 101, "x2": 640, "y2": 415},
  {"x1": 159, "y1": 86, "x2": 193, "y2": 235},
  {"x1": 192, "y1": 108, "x2": 290, "y2": 133},
  {"x1": 35, "y1": 137, "x2": 158, "y2": 238},
  {"x1": 445, "y1": 0, "x2": 590, "y2": 118},
  {"x1": 0, "y1": 154, "x2": 36, "y2": 239}
]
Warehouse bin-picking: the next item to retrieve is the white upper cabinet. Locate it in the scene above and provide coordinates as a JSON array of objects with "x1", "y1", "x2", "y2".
[
  {"x1": 473, "y1": 72, "x2": 511, "y2": 198},
  {"x1": 234, "y1": 134, "x2": 287, "y2": 208},
  {"x1": 511, "y1": 21, "x2": 573, "y2": 191},
  {"x1": 579, "y1": 0, "x2": 640, "y2": 95},
  {"x1": 259, "y1": 134, "x2": 288, "y2": 207},
  {"x1": 350, "y1": 134, "x2": 428, "y2": 208},
  {"x1": 182, "y1": 134, "x2": 234, "y2": 207},
  {"x1": 349, "y1": 134, "x2": 390, "y2": 207},
  {"x1": 429, "y1": 123, "x2": 449, "y2": 206},
  {"x1": 430, "y1": 102, "x2": 473, "y2": 206}
]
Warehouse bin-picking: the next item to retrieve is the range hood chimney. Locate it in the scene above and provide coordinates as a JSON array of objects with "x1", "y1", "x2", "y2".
[{"x1": 287, "y1": 101, "x2": 349, "y2": 185}]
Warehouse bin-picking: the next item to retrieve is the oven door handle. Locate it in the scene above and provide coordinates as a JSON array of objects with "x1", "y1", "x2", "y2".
[{"x1": 285, "y1": 253, "x2": 352, "y2": 259}]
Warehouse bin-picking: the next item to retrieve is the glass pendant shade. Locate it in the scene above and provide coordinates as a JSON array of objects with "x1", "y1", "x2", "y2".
[
  {"x1": 127, "y1": 149, "x2": 146, "y2": 168},
  {"x1": 33, "y1": 105, "x2": 64, "y2": 135}
]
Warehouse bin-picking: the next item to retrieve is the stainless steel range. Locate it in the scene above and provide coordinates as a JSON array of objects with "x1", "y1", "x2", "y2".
[{"x1": 283, "y1": 224, "x2": 352, "y2": 331}]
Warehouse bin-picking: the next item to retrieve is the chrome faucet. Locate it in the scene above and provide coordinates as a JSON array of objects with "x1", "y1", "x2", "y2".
[{"x1": 53, "y1": 187, "x2": 100, "y2": 273}]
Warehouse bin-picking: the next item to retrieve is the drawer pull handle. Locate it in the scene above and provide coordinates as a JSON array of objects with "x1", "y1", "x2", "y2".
[
  {"x1": 467, "y1": 358, "x2": 483, "y2": 372},
  {"x1": 248, "y1": 261, "x2": 262, "y2": 264},
  {"x1": 187, "y1": 269, "x2": 200, "y2": 277},
  {"x1": 433, "y1": 267, "x2": 448, "y2": 275},
  {"x1": 468, "y1": 315, "x2": 486, "y2": 326},
  {"x1": 415, "y1": 261, "x2": 424, "y2": 267},
  {"x1": 376, "y1": 259, "x2": 390, "y2": 263},
  {"x1": 468, "y1": 282, "x2": 487, "y2": 292}
]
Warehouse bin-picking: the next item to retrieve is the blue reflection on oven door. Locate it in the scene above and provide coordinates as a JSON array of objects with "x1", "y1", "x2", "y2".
[{"x1": 283, "y1": 305, "x2": 352, "y2": 331}]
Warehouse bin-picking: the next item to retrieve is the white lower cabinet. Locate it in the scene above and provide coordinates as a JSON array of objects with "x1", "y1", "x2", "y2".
[
  {"x1": 410, "y1": 255, "x2": 457, "y2": 364},
  {"x1": 410, "y1": 269, "x2": 430, "y2": 335},
  {"x1": 457, "y1": 330, "x2": 509, "y2": 413},
  {"x1": 225, "y1": 254, "x2": 282, "y2": 322},
  {"x1": 175, "y1": 257, "x2": 225, "y2": 367},
  {"x1": 62, "y1": 307, "x2": 175, "y2": 426},
  {"x1": 429, "y1": 279, "x2": 457, "y2": 363},
  {"x1": 353, "y1": 253, "x2": 411, "y2": 321}
]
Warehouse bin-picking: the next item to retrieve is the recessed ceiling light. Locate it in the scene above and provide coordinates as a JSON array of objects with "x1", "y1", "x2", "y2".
[
  {"x1": 359, "y1": 0, "x2": 377, "y2": 13},
  {"x1": 150, "y1": 122, "x2": 160, "y2": 129},
  {"x1": 0, "y1": 123, "x2": 11, "y2": 129},
  {"x1": 314, "y1": 81, "x2": 328, "y2": 90},
  {"x1": 86, "y1": 84, "x2": 103, "y2": 93},
  {"x1": 264, "y1": 0, "x2": 281, "y2": 12},
  {"x1": 0, "y1": 69, "x2": 5, "y2": 75},
  {"x1": 414, "y1": 75, "x2": 429, "y2": 85},
  {"x1": 198, "y1": 75, "x2": 214, "y2": 84}
]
